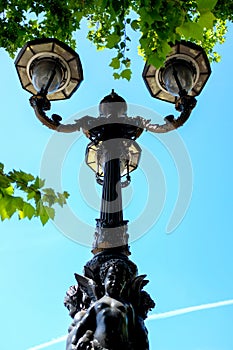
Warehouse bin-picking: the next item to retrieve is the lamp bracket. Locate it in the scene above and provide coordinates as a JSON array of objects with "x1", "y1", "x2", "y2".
[
  {"x1": 29, "y1": 91, "x2": 197, "y2": 137},
  {"x1": 29, "y1": 94, "x2": 92, "y2": 133},
  {"x1": 141, "y1": 94, "x2": 197, "y2": 133}
]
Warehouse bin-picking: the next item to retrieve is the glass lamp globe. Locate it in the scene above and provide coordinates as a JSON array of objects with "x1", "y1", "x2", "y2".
[
  {"x1": 15, "y1": 38, "x2": 83, "y2": 101},
  {"x1": 31, "y1": 58, "x2": 64, "y2": 94},
  {"x1": 162, "y1": 60, "x2": 195, "y2": 96},
  {"x1": 142, "y1": 41, "x2": 211, "y2": 103}
]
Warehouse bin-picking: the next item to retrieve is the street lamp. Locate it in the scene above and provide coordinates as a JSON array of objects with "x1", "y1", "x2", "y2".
[
  {"x1": 15, "y1": 38, "x2": 83, "y2": 100},
  {"x1": 15, "y1": 38, "x2": 211, "y2": 350},
  {"x1": 85, "y1": 139, "x2": 141, "y2": 186},
  {"x1": 142, "y1": 41, "x2": 211, "y2": 132},
  {"x1": 142, "y1": 40, "x2": 211, "y2": 103}
]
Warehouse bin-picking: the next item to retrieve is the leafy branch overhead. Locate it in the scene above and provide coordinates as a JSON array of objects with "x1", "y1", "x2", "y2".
[
  {"x1": 0, "y1": 0, "x2": 232, "y2": 80},
  {"x1": 0, "y1": 163, "x2": 69, "y2": 225}
]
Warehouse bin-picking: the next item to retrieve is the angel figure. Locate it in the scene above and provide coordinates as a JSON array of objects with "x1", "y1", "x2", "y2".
[
  {"x1": 65, "y1": 270, "x2": 99, "y2": 350},
  {"x1": 66, "y1": 262, "x2": 135, "y2": 350},
  {"x1": 65, "y1": 258, "x2": 155, "y2": 350}
]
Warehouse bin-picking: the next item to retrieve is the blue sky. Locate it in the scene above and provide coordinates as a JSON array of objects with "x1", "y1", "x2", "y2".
[{"x1": 0, "y1": 21, "x2": 233, "y2": 350}]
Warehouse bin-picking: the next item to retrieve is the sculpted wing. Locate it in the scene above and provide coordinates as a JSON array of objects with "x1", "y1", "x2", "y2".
[{"x1": 74, "y1": 273, "x2": 98, "y2": 302}]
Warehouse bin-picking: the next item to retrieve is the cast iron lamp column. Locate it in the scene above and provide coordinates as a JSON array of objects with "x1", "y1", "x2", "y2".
[
  {"x1": 84, "y1": 90, "x2": 143, "y2": 255},
  {"x1": 95, "y1": 148, "x2": 128, "y2": 252},
  {"x1": 15, "y1": 38, "x2": 211, "y2": 350}
]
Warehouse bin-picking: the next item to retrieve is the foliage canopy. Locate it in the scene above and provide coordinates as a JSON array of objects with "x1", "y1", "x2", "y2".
[{"x1": 0, "y1": 0, "x2": 232, "y2": 80}]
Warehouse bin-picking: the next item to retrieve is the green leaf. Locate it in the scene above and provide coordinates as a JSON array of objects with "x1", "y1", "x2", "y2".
[
  {"x1": 23, "y1": 203, "x2": 35, "y2": 219},
  {"x1": 120, "y1": 69, "x2": 132, "y2": 81},
  {"x1": 42, "y1": 188, "x2": 57, "y2": 206},
  {"x1": 40, "y1": 211, "x2": 49, "y2": 225},
  {"x1": 0, "y1": 207, "x2": 10, "y2": 220},
  {"x1": 198, "y1": 11, "x2": 216, "y2": 29},
  {"x1": 0, "y1": 197, "x2": 11, "y2": 220},
  {"x1": 0, "y1": 163, "x2": 4, "y2": 173},
  {"x1": 120, "y1": 41, "x2": 126, "y2": 49},
  {"x1": 113, "y1": 72, "x2": 121, "y2": 79},
  {"x1": 27, "y1": 190, "x2": 37, "y2": 200},
  {"x1": 131, "y1": 19, "x2": 140, "y2": 31},
  {"x1": 176, "y1": 21, "x2": 204, "y2": 41},
  {"x1": 3, "y1": 186, "x2": 14, "y2": 196},
  {"x1": 122, "y1": 58, "x2": 131, "y2": 68},
  {"x1": 106, "y1": 34, "x2": 120, "y2": 49},
  {"x1": 56, "y1": 192, "x2": 68, "y2": 207},
  {"x1": 10, "y1": 170, "x2": 35, "y2": 184},
  {"x1": 45, "y1": 206, "x2": 55, "y2": 220},
  {"x1": 109, "y1": 57, "x2": 121, "y2": 69},
  {"x1": 11, "y1": 196, "x2": 24, "y2": 211},
  {"x1": 34, "y1": 176, "x2": 45, "y2": 189},
  {"x1": 197, "y1": 0, "x2": 218, "y2": 12},
  {"x1": 39, "y1": 205, "x2": 50, "y2": 225},
  {"x1": 0, "y1": 174, "x2": 10, "y2": 188},
  {"x1": 19, "y1": 202, "x2": 35, "y2": 220},
  {"x1": 63, "y1": 191, "x2": 69, "y2": 199},
  {"x1": 36, "y1": 201, "x2": 49, "y2": 225},
  {"x1": 160, "y1": 41, "x2": 172, "y2": 59},
  {"x1": 1, "y1": 196, "x2": 24, "y2": 219},
  {"x1": 148, "y1": 55, "x2": 164, "y2": 69}
]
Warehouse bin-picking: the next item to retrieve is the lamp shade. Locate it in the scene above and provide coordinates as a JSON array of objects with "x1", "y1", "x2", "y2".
[
  {"x1": 85, "y1": 140, "x2": 142, "y2": 181},
  {"x1": 142, "y1": 41, "x2": 211, "y2": 103},
  {"x1": 15, "y1": 38, "x2": 83, "y2": 100}
]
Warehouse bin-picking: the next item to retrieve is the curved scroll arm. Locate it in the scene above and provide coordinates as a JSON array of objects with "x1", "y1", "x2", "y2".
[
  {"x1": 141, "y1": 95, "x2": 197, "y2": 133},
  {"x1": 29, "y1": 93, "x2": 196, "y2": 136},
  {"x1": 29, "y1": 94, "x2": 94, "y2": 134}
]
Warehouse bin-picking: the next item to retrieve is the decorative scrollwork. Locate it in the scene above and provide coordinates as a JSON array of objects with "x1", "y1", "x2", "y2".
[{"x1": 29, "y1": 93, "x2": 197, "y2": 137}]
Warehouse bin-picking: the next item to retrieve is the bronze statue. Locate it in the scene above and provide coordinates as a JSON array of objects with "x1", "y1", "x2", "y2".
[{"x1": 65, "y1": 258, "x2": 155, "y2": 350}]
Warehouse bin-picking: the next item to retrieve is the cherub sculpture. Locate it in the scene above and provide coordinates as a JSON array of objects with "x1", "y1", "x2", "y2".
[{"x1": 65, "y1": 259, "x2": 155, "y2": 350}]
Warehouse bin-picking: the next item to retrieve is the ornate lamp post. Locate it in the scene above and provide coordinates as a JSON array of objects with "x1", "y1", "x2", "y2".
[{"x1": 15, "y1": 38, "x2": 211, "y2": 350}]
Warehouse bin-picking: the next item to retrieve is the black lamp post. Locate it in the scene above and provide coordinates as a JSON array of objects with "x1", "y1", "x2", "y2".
[{"x1": 15, "y1": 38, "x2": 211, "y2": 350}]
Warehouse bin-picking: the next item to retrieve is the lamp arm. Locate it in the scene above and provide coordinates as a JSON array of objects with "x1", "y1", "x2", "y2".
[
  {"x1": 141, "y1": 95, "x2": 197, "y2": 133},
  {"x1": 29, "y1": 95, "x2": 92, "y2": 134}
]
